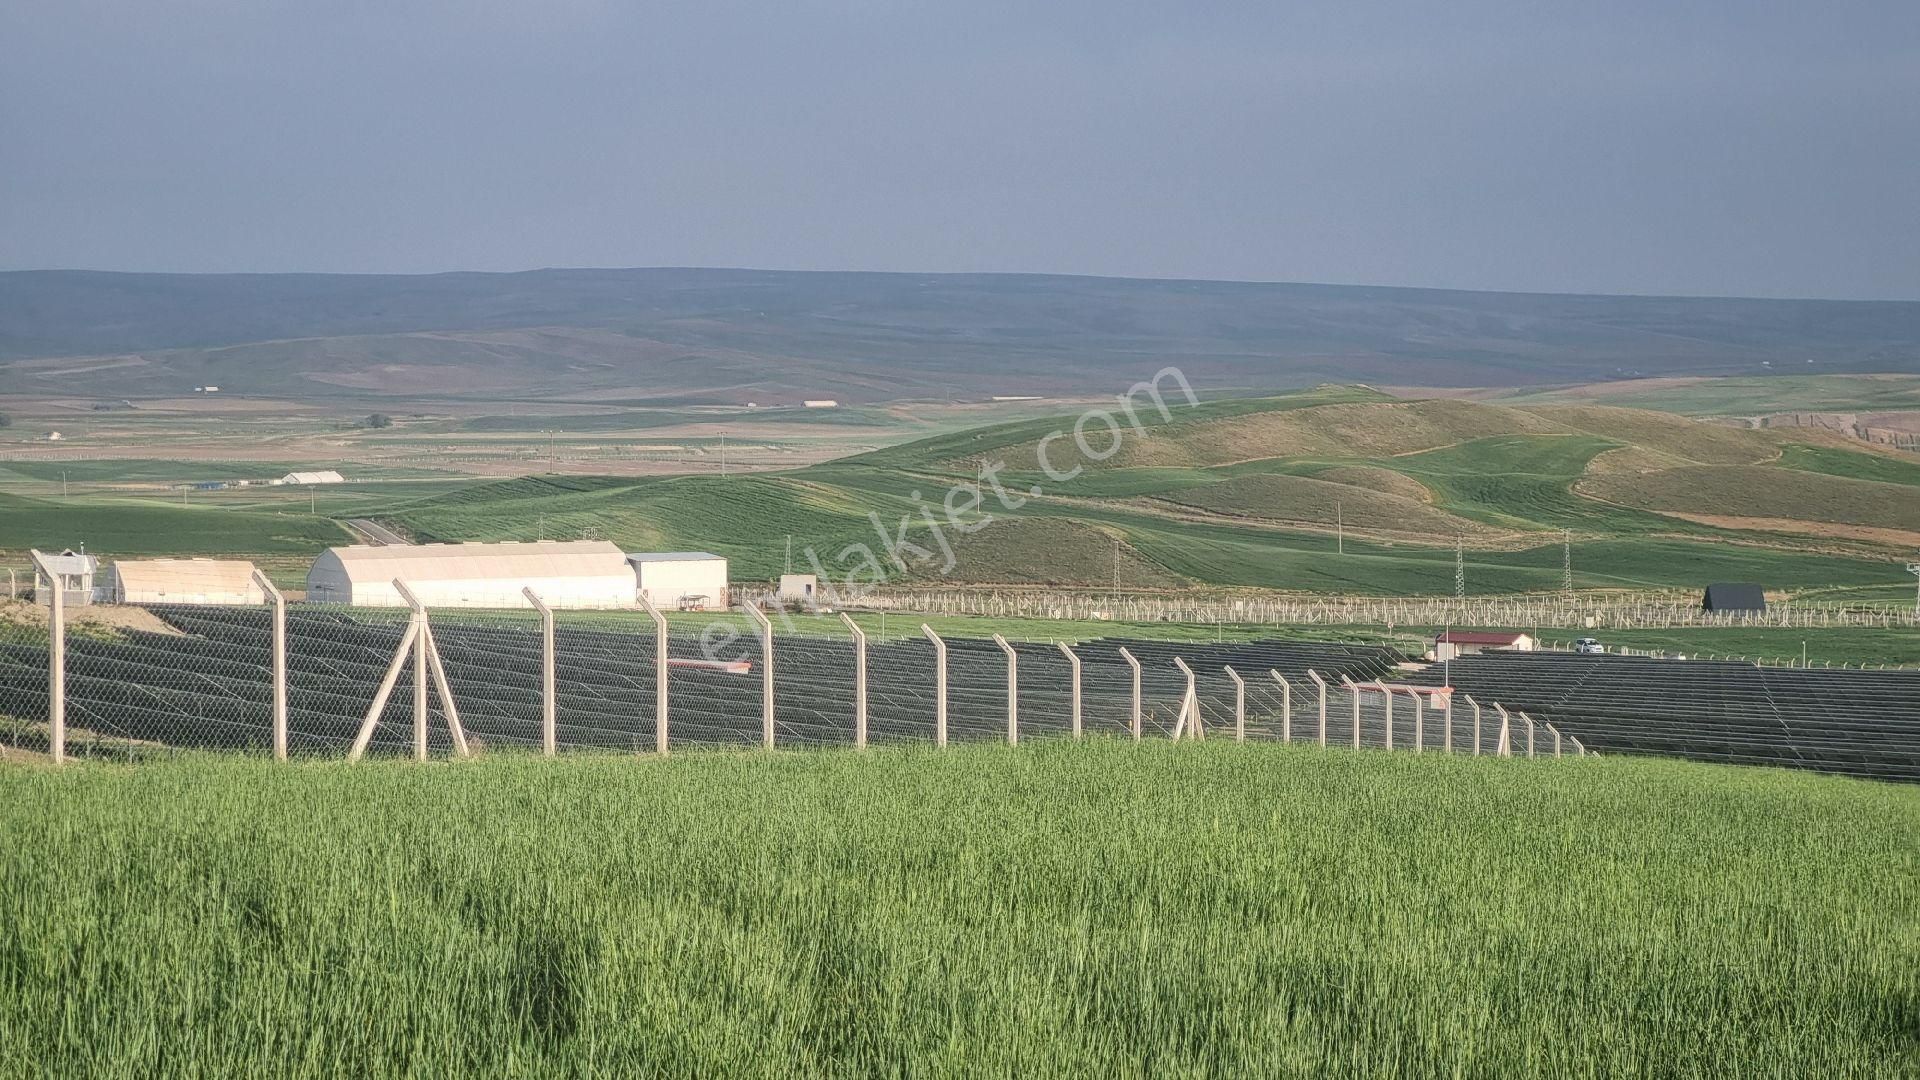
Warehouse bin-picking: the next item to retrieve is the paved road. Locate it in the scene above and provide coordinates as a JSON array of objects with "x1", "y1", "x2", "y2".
[{"x1": 343, "y1": 519, "x2": 410, "y2": 546}]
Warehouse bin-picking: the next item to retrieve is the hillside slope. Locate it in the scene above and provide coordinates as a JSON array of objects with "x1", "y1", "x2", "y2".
[{"x1": 5, "y1": 268, "x2": 1919, "y2": 401}]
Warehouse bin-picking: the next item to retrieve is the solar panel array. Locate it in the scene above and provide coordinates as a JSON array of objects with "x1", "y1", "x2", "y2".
[
  {"x1": 1400, "y1": 651, "x2": 1920, "y2": 783},
  {"x1": 0, "y1": 605, "x2": 1405, "y2": 758}
]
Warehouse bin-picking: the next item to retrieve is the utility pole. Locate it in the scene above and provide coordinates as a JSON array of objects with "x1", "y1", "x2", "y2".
[
  {"x1": 1337, "y1": 501, "x2": 1343, "y2": 555},
  {"x1": 61, "y1": 471, "x2": 68, "y2": 500},
  {"x1": 719, "y1": 433, "x2": 727, "y2": 478},
  {"x1": 1112, "y1": 539, "x2": 1120, "y2": 590},
  {"x1": 785, "y1": 535, "x2": 793, "y2": 575},
  {"x1": 1908, "y1": 561, "x2": 1920, "y2": 616}
]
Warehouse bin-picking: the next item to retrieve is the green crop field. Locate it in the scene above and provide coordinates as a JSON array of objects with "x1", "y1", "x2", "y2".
[{"x1": 1, "y1": 744, "x2": 1915, "y2": 1076}]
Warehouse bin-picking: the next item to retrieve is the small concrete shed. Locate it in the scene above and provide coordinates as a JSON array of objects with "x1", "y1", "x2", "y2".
[{"x1": 109, "y1": 559, "x2": 265, "y2": 605}]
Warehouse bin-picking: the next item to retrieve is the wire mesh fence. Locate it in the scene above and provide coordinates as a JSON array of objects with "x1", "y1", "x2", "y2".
[{"x1": 16, "y1": 584, "x2": 1916, "y2": 781}]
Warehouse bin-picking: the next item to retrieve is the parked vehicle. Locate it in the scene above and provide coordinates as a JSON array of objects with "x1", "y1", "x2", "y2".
[{"x1": 1574, "y1": 637, "x2": 1605, "y2": 654}]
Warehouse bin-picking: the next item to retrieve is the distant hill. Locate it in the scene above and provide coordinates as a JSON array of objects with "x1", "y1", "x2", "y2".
[{"x1": 2, "y1": 268, "x2": 1917, "y2": 402}]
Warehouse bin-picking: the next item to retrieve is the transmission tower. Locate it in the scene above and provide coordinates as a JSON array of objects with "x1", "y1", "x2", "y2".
[
  {"x1": 1562, "y1": 529, "x2": 1574, "y2": 605},
  {"x1": 1454, "y1": 538, "x2": 1465, "y2": 601}
]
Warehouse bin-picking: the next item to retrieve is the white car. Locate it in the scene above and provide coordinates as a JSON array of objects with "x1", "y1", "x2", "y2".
[{"x1": 1574, "y1": 638, "x2": 1604, "y2": 655}]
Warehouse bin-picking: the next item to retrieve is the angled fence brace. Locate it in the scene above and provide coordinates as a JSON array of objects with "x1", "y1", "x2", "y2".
[
  {"x1": 1493, "y1": 703, "x2": 1512, "y2": 758},
  {"x1": 991, "y1": 634, "x2": 1019, "y2": 745},
  {"x1": 28, "y1": 551, "x2": 64, "y2": 764},
  {"x1": 419, "y1": 619, "x2": 471, "y2": 759},
  {"x1": 253, "y1": 569, "x2": 288, "y2": 761},
  {"x1": 1170, "y1": 657, "x2": 1201, "y2": 740},
  {"x1": 1223, "y1": 666, "x2": 1246, "y2": 741},
  {"x1": 922, "y1": 624, "x2": 948, "y2": 747},
  {"x1": 1306, "y1": 668, "x2": 1327, "y2": 747},
  {"x1": 347, "y1": 619, "x2": 420, "y2": 762},
  {"x1": 840, "y1": 613, "x2": 867, "y2": 748},
  {"x1": 1118, "y1": 646, "x2": 1142, "y2": 742},
  {"x1": 1056, "y1": 642, "x2": 1082, "y2": 738},
  {"x1": 1269, "y1": 670, "x2": 1292, "y2": 743},
  {"x1": 523, "y1": 587, "x2": 556, "y2": 756},
  {"x1": 639, "y1": 593, "x2": 669, "y2": 754},
  {"x1": 744, "y1": 600, "x2": 775, "y2": 749}
]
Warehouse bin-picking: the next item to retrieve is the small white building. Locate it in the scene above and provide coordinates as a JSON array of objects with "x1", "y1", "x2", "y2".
[
  {"x1": 31, "y1": 549, "x2": 97, "y2": 607},
  {"x1": 45, "y1": 431, "x2": 63, "y2": 442},
  {"x1": 777, "y1": 573, "x2": 819, "y2": 603},
  {"x1": 628, "y1": 552, "x2": 729, "y2": 610},
  {"x1": 280, "y1": 470, "x2": 345, "y2": 486},
  {"x1": 1432, "y1": 630, "x2": 1537, "y2": 662},
  {"x1": 801, "y1": 399, "x2": 839, "y2": 408},
  {"x1": 307, "y1": 540, "x2": 636, "y2": 609},
  {"x1": 108, "y1": 559, "x2": 264, "y2": 605}
]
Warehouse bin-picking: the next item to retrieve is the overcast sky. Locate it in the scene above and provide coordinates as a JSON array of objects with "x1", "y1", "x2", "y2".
[{"x1": 3, "y1": 1, "x2": 1915, "y2": 298}]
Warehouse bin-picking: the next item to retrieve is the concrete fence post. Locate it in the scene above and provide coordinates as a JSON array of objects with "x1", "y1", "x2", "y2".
[
  {"x1": 1407, "y1": 689, "x2": 1424, "y2": 754},
  {"x1": 1383, "y1": 685, "x2": 1395, "y2": 750},
  {"x1": 523, "y1": 587, "x2": 556, "y2": 756},
  {"x1": 1345, "y1": 677, "x2": 1361, "y2": 749},
  {"x1": 922, "y1": 624, "x2": 948, "y2": 747},
  {"x1": 1443, "y1": 689, "x2": 1454, "y2": 754},
  {"x1": 1466, "y1": 694, "x2": 1482, "y2": 757},
  {"x1": 1549, "y1": 723, "x2": 1562, "y2": 758},
  {"x1": 253, "y1": 569, "x2": 288, "y2": 761},
  {"x1": 1118, "y1": 646, "x2": 1143, "y2": 742},
  {"x1": 745, "y1": 601, "x2": 775, "y2": 750},
  {"x1": 1522, "y1": 711, "x2": 1536, "y2": 759},
  {"x1": 1269, "y1": 670, "x2": 1292, "y2": 743},
  {"x1": 1494, "y1": 703, "x2": 1512, "y2": 758},
  {"x1": 28, "y1": 551, "x2": 64, "y2": 764},
  {"x1": 394, "y1": 580, "x2": 468, "y2": 760},
  {"x1": 840, "y1": 613, "x2": 867, "y2": 748},
  {"x1": 992, "y1": 634, "x2": 1019, "y2": 745},
  {"x1": 1571, "y1": 735, "x2": 1586, "y2": 756},
  {"x1": 1056, "y1": 642, "x2": 1082, "y2": 738},
  {"x1": 1307, "y1": 669, "x2": 1327, "y2": 746},
  {"x1": 1223, "y1": 666, "x2": 1246, "y2": 742},
  {"x1": 1171, "y1": 656, "x2": 1200, "y2": 740},
  {"x1": 639, "y1": 593, "x2": 669, "y2": 754}
]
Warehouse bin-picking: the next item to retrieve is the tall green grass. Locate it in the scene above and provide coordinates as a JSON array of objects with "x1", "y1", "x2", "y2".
[{"x1": 2, "y1": 744, "x2": 1915, "y2": 1076}]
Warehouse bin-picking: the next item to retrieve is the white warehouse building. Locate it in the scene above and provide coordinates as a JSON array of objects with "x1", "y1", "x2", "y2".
[
  {"x1": 628, "y1": 552, "x2": 728, "y2": 610},
  {"x1": 306, "y1": 541, "x2": 637, "y2": 609},
  {"x1": 108, "y1": 559, "x2": 265, "y2": 605}
]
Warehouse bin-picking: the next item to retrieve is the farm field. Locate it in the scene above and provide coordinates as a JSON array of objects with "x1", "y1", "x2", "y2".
[
  {"x1": 1, "y1": 744, "x2": 1915, "y2": 1076},
  {"x1": 7, "y1": 385, "x2": 1920, "y2": 600}
]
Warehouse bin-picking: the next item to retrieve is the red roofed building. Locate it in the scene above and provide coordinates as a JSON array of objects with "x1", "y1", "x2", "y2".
[{"x1": 1432, "y1": 630, "x2": 1536, "y2": 661}]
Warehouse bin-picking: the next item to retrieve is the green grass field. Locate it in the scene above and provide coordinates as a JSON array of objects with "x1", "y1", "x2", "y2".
[{"x1": 1, "y1": 744, "x2": 1915, "y2": 1076}]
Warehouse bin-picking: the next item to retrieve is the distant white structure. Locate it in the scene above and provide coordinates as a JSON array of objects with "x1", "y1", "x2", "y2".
[
  {"x1": 31, "y1": 549, "x2": 98, "y2": 607},
  {"x1": 45, "y1": 431, "x2": 63, "y2": 442},
  {"x1": 802, "y1": 399, "x2": 839, "y2": 408},
  {"x1": 278, "y1": 470, "x2": 345, "y2": 486},
  {"x1": 108, "y1": 559, "x2": 264, "y2": 605},
  {"x1": 777, "y1": 573, "x2": 818, "y2": 602},
  {"x1": 195, "y1": 386, "x2": 221, "y2": 393},
  {"x1": 307, "y1": 540, "x2": 635, "y2": 608},
  {"x1": 628, "y1": 552, "x2": 729, "y2": 610},
  {"x1": 991, "y1": 395, "x2": 1043, "y2": 402},
  {"x1": 1432, "y1": 630, "x2": 1537, "y2": 662}
]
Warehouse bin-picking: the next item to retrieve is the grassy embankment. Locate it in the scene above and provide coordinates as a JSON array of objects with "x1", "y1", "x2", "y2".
[{"x1": 1, "y1": 743, "x2": 1915, "y2": 1076}]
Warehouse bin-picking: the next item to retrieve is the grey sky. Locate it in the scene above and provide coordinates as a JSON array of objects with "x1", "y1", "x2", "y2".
[{"x1": 3, "y1": 1, "x2": 1915, "y2": 299}]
